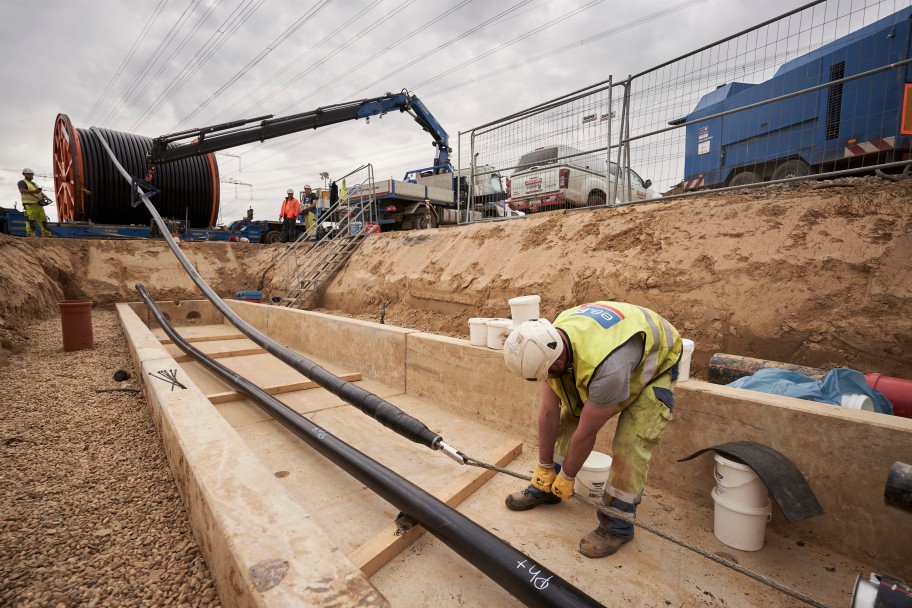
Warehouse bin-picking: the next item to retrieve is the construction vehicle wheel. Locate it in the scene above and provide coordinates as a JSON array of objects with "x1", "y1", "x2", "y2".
[
  {"x1": 587, "y1": 191, "x2": 606, "y2": 206},
  {"x1": 729, "y1": 170, "x2": 761, "y2": 187},
  {"x1": 771, "y1": 159, "x2": 811, "y2": 181},
  {"x1": 264, "y1": 230, "x2": 283, "y2": 244},
  {"x1": 416, "y1": 211, "x2": 438, "y2": 230}
]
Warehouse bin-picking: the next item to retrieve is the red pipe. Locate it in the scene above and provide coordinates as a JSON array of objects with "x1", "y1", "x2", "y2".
[{"x1": 866, "y1": 373, "x2": 912, "y2": 419}]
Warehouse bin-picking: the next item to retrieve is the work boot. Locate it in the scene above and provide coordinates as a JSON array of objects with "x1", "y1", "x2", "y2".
[
  {"x1": 579, "y1": 526, "x2": 633, "y2": 558},
  {"x1": 505, "y1": 487, "x2": 560, "y2": 511}
]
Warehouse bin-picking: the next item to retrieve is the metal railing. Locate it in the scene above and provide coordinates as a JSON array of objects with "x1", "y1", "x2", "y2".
[
  {"x1": 455, "y1": 0, "x2": 912, "y2": 225},
  {"x1": 266, "y1": 164, "x2": 379, "y2": 308}
]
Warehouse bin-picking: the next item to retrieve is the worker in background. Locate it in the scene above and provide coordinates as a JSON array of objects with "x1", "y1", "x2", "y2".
[
  {"x1": 18, "y1": 168, "x2": 52, "y2": 237},
  {"x1": 300, "y1": 184, "x2": 318, "y2": 236},
  {"x1": 279, "y1": 188, "x2": 300, "y2": 243},
  {"x1": 240, "y1": 207, "x2": 254, "y2": 226},
  {"x1": 502, "y1": 302, "x2": 682, "y2": 558}
]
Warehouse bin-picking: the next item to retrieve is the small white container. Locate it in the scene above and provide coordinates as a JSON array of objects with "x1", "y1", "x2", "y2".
[
  {"x1": 714, "y1": 454, "x2": 768, "y2": 508},
  {"x1": 711, "y1": 487, "x2": 772, "y2": 551},
  {"x1": 840, "y1": 393, "x2": 875, "y2": 411},
  {"x1": 577, "y1": 451, "x2": 613, "y2": 499},
  {"x1": 486, "y1": 318, "x2": 514, "y2": 350},
  {"x1": 508, "y1": 295, "x2": 541, "y2": 326},
  {"x1": 678, "y1": 338, "x2": 695, "y2": 382},
  {"x1": 468, "y1": 318, "x2": 491, "y2": 347}
]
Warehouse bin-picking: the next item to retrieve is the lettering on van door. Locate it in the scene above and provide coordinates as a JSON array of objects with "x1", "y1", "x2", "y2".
[{"x1": 525, "y1": 176, "x2": 542, "y2": 192}]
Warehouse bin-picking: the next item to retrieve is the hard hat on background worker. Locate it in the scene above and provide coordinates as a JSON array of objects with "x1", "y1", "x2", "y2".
[
  {"x1": 502, "y1": 319, "x2": 564, "y2": 382},
  {"x1": 287, "y1": 188, "x2": 294, "y2": 194},
  {"x1": 303, "y1": 184, "x2": 311, "y2": 189},
  {"x1": 23, "y1": 168, "x2": 34, "y2": 175}
]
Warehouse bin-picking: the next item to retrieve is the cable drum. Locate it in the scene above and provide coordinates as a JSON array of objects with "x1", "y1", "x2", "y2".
[{"x1": 53, "y1": 113, "x2": 219, "y2": 227}]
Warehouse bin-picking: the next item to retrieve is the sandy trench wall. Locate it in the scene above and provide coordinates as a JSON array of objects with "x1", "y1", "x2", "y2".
[
  {"x1": 0, "y1": 235, "x2": 280, "y2": 362},
  {"x1": 314, "y1": 180, "x2": 912, "y2": 379}
]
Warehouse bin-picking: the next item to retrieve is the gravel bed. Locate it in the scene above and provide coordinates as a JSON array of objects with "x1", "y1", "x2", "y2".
[{"x1": 0, "y1": 308, "x2": 220, "y2": 607}]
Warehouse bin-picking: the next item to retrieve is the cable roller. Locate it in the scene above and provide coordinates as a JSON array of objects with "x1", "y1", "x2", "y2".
[{"x1": 52, "y1": 113, "x2": 220, "y2": 227}]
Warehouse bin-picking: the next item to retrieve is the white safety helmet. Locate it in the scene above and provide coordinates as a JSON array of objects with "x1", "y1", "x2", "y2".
[
  {"x1": 287, "y1": 188, "x2": 294, "y2": 194},
  {"x1": 303, "y1": 184, "x2": 311, "y2": 189},
  {"x1": 502, "y1": 319, "x2": 564, "y2": 382},
  {"x1": 22, "y1": 168, "x2": 34, "y2": 175}
]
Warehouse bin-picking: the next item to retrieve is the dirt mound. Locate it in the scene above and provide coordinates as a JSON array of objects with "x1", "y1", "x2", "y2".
[
  {"x1": 314, "y1": 177, "x2": 912, "y2": 378},
  {"x1": 0, "y1": 237, "x2": 279, "y2": 363},
  {"x1": 2, "y1": 177, "x2": 909, "y2": 378}
]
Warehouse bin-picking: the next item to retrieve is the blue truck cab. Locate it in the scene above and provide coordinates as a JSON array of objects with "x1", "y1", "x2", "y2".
[{"x1": 681, "y1": 6, "x2": 912, "y2": 190}]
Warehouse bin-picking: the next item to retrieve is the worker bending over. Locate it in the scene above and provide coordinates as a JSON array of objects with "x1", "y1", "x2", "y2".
[
  {"x1": 502, "y1": 301, "x2": 682, "y2": 557},
  {"x1": 18, "y1": 168, "x2": 52, "y2": 237},
  {"x1": 279, "y1": 188, "x2": 300, "y2": 243}
]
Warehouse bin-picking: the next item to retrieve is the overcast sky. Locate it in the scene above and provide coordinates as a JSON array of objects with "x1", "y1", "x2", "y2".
[{"x1": 1, "y1": 0, "x2": 819, "y2": 223}]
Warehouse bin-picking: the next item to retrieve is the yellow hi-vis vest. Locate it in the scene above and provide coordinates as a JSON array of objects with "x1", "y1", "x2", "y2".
[
  {"x1": 546, "y1": 302, "x2": 682, "y2": 417},
  {"x1": 21, "y1": 178, "x2": 44, "y2": 205}
]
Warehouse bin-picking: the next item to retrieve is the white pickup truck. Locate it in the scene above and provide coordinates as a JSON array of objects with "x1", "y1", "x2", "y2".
[{"x1": 507, "y1": 145, "x2": 660, "y2": 212}]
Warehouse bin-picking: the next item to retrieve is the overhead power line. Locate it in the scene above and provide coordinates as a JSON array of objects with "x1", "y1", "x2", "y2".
[
  {"x1": 236, "y1": 0, "x2": 536, "y2": 167},
  {"x1": 129, "y1": 0, "x2": 266, "y2": 131},
  {"x1": 426, "y1": 0, "x2": 708, "y2": 97},
  {"x1": 83, "y1": 0, "x2": 170, "y2": 124},
  {"x1": 204, "y1": 0, "x2": 386, "y2": 125},
  {"x1": 102, "y1": 0, "x2": 206, "y2": 128},
  {"x1": 173, "y1": 0, "x2": 337, "y2": 129}
]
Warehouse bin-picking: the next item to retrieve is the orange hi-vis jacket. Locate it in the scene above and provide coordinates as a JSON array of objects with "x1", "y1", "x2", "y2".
[{"x1": 280, "y1": 197, "x2": 300, "y2": 219}]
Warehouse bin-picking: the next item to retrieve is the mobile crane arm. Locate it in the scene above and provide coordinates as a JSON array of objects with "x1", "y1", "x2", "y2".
[{"x1": 147, "y1": 90, "x2": 450, "y2": 169}]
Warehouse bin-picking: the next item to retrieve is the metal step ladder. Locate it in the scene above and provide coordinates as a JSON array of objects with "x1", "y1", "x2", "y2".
[
  {"x1": 270, "y1": 164, "x2": 378, "y2": 310},
  {"x1": 279, "y1": 230, "x2": 369, "y2": 309}
]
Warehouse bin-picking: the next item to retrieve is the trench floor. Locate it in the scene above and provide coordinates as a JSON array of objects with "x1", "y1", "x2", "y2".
[{"x1": 155, "y1": 323, "x2": 873, "y2": 607}]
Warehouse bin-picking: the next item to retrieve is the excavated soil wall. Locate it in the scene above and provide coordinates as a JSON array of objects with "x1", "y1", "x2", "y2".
[
  {"x1": 313, "y1": 179, "x2": 912, "y2": 378},
  {"x1": 1, "y1": 178, "x2": 910, "y2": 379}
]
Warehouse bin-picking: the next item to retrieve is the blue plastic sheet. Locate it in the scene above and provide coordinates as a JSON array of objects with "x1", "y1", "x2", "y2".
[{"x1": 728, "y1": 368, "x2": 893, "y2": 415}]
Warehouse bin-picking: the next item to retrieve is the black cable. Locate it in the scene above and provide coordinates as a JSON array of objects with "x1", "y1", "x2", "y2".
[{"x1": 136, "y1": 283, "x2": 604, "y2": 608}]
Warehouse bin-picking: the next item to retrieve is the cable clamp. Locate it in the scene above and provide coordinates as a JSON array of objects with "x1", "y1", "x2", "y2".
[{"x1": 131, "y1": 177, "x2": 160, "y2": 208}]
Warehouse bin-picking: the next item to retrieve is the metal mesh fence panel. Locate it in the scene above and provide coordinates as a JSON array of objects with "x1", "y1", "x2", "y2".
[
  {"x1": 625, "y1": 0, "x2": 912, "y2": 196},
  {"x1": 457, "y1": 0, "x2": 911, "y2": 225},
  {"x1": 457, "y1": 80, "x2": 627, "y2": 220}
]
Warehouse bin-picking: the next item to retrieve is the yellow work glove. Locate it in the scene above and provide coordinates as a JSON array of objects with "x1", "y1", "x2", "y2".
[
  {"x1": 531, "y1": 462, "x2": 557, "y2": 492},
  {"x1": 551, "y1": 470, "x2": 575, "y2": 500}
]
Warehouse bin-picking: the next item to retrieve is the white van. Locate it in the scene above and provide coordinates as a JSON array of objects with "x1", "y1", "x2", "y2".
[{"x1": 508, "y1": 145, "x2": 659, "y2": 212}]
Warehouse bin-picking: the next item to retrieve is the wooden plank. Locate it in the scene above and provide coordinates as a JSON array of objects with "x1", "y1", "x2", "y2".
[
  {"x1": 347, "y1": 439, "x2": 523, "y2": 577},
  {"x1": 173, "y1": 347, "x2": 265, "y2": 363},
  {"x1": 158, "y1": 333, "x2": 246, "y2": 345},
  {"x1": 206, "y1": 372, "x2": 363, "y2": 404}
]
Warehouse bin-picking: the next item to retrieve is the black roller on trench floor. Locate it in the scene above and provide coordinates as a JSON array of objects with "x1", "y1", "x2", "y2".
[
  {"x1": 135, "y1": 285, "x2": 605, "y2": 608},
  {"x1": 52, "y1": 114, "x2": 220, "y2": 227}
]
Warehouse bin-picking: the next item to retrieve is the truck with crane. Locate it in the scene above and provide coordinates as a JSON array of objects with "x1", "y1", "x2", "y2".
[
  {"x1": 677, "y1": 6, "x2": 912, "y2": 191},
  {"x1": 3, "y1": 91, "x2": 472, "y2": 240},
  {"x1": 147, "y1": 90, "x2": 505, "y2": 232}
]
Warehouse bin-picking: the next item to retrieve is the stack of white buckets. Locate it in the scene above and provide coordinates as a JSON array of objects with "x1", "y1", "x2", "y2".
[
  {"x1": 711, "y1": 454, "x2": 773, "y2": 551},
  {"x1": 467, "y1": 295, "x2": 543, "y2": 350}
]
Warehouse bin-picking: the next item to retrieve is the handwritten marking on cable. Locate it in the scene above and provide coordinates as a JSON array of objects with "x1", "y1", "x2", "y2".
[{"x1": 516, "y1": 560, "x2": 552, "y2": 590}]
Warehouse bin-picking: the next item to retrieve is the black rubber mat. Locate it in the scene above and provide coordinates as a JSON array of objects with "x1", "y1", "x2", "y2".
[{"x1": 677, "y1": 440, "x2": 824, "y2": 523}]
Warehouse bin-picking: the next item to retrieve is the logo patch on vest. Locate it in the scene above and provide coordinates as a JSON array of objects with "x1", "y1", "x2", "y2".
[{"x1": 570, "y1": 303, "x2": 625, "y2": 329}]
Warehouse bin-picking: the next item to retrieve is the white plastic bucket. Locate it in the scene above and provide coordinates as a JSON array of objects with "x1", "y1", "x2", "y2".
[
  {"x1": 840, "y1": 393, "x2": 875, "y2": 412},
  {"x1": 486, "y1": 319, "x2": 514, "y2": 350},
  {"x1": 468, "y1": 318, "x2": 491, "y2": 347},
  {"x1": 678, "y1": 338, "x2": 695, "y2": 382},
  {"x1": 713, "y1": 454, "x2": 768, "y2": 507},
  {"x1": 850, "y1": 574, "x2": 880, "y2": 608},
  {"x1": 577, "y1": 451, "x2": 612, "y2": 499},
  {"x1": 350, "y1": 221, "x2": 363, "y2": 235},
  {"x1": 711, "y1": 487, "x2": 771, "y2": 551},
  {"x1": 508, "y1": 295, "x2": 541, "y2": 326}
]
